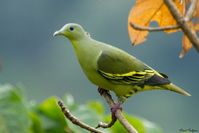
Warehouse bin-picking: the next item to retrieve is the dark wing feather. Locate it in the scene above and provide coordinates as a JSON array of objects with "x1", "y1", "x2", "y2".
[{"x1": 145, "y1": 74, "x2": 170, "y2": 85}]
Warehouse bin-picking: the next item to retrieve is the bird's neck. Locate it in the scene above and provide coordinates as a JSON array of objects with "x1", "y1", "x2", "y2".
[
  {"x1": 70, "y1": 37, "x2": 100, "y2": 70},
  {"x1": 70, "y1": 37, "x2": 92, "y2": 51}
]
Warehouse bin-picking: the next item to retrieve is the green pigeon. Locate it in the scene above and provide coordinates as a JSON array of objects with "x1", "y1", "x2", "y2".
[{"x1": 54, "y1": 23, "x2": 191, "y2": 103}]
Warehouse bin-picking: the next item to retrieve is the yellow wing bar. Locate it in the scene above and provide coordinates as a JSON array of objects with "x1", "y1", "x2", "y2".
[{"x1": 98, "y1": 69, "x2": 155, "y2": 84}]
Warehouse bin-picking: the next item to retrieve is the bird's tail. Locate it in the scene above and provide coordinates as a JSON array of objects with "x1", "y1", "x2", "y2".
[{"x1": 163, "y1": 83, "x2": 191, "y2": 96}]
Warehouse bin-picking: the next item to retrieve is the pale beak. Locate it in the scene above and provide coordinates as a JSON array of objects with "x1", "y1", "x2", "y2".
[{"x1": 53, "y1": 30, "x2": 64, "y2": 36}]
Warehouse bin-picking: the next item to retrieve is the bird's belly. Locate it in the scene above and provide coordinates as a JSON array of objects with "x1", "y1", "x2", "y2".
[{"x1": 84, "y1": 69, "x2": 113, "y2": 90}]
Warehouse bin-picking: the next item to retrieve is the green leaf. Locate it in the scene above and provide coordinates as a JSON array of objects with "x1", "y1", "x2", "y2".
[
  {"x1": 87, "y1": 101, "x2": 104, "y2": 115},
  {"x1": 141, "y1": 117, "x2": 163, "y2": 133},
  {"x1": 0, "y1": 84, "x2": 30, "y2": 133},
  {"x1": 0, "y1": 84, "x2": 163, "y2": 133},
  {"x1": 29, "y1": 111, "x2": 44, "y2": 133},
  {"x1": 62, "y1": 94, "x2": 76, "y2": 110}
]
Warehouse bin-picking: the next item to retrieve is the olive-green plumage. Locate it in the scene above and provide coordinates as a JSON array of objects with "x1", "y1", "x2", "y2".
[{"x1": 54, "y1": 23, "x2": 191, "y2": 102}]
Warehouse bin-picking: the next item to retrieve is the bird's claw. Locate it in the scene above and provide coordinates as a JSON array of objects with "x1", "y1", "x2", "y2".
[{"x1": 111, "y1": 103, "x2": 122, "y2": 116}]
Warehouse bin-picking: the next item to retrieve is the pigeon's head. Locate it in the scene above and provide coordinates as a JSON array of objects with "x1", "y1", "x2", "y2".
[{"x1": 53, "y1": 23, "x2": 88, "y2": 40}]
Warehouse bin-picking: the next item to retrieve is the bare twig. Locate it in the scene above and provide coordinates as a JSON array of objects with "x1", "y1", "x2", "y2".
[
  {"x1": 130, "y1": 22, "x2": 180, "y2": 31},
  {"x1": 96, "y1": 115, "x2": 117, "y2": 128},
  {"x1": 57, "y1": 100, "x2": 104, "y2": 133},
  {"x1": 185, "y1": 0, "x2": 197, "y2": 21},
  {"x1": 100, "y1": 91, "x2": 138, "y2": 133},
  {"x1": 164, "y1": 0, "x2": 199, "y2": 52}
]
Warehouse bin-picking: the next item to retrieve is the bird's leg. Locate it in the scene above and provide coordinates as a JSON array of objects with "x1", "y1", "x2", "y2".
[
  {"x1": 96, "y1": 87, "x2": 123, "y2": 129},
  {"x1": 109, "y1": 102, "x2": 122, "y2": 124},
  {"x1": 111, "y1": 102, "x2": 122, "y2": 116}
]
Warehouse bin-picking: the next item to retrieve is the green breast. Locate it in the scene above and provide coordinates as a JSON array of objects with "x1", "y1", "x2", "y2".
[{"x1": 71, "y1": 38, "x2": 110, "y2": 87}]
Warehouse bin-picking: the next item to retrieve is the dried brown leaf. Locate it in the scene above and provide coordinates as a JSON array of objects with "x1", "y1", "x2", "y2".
[
  {"x1": 179, "y1": 23, "x2": 199, "y2": 58},
  {"x1": 179, "y1": 35, "x2": 192, "y2": 58},
  {"x1": 194, "y1": 23, "x2": 199, "y2": 30},
  {"x1": 193, "y1": 0, "x2": 199, "y2": 17},
  {"x1": 128, "y1": 0, "x2": 185, "y2": 45}
]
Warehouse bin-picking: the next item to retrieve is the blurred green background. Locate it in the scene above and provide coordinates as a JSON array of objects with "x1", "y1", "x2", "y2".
[{"x1": 0, "y1": 0, "x2": 198, "y2": 132}]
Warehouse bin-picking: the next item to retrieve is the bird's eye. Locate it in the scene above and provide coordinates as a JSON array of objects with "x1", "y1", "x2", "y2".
[{"x1": 69, "y1": 27, "x2": 74, "y2": 31}]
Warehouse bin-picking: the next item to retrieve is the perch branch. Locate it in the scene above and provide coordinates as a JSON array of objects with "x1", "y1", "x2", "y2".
[
  {"x1": 58, "y1": 100, "x2": 104, "y2": 133},
  {"x1": 99, "y1": 90, "x2": 138, "y2": 133},
  {"x1": 164, "y1": 0, "x2": 199, "y2": 52},
  {"x1": 185, "y1": 0, "x2": 197, "y2": 21},
  {"x1": 130, "y1": 22, "x2": 180, "y2": 31}
]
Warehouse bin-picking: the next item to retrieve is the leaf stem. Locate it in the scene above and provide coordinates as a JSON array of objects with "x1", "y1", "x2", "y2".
[{"x1": 130, "y1": 23, "x2": 180, "y2": 31}]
